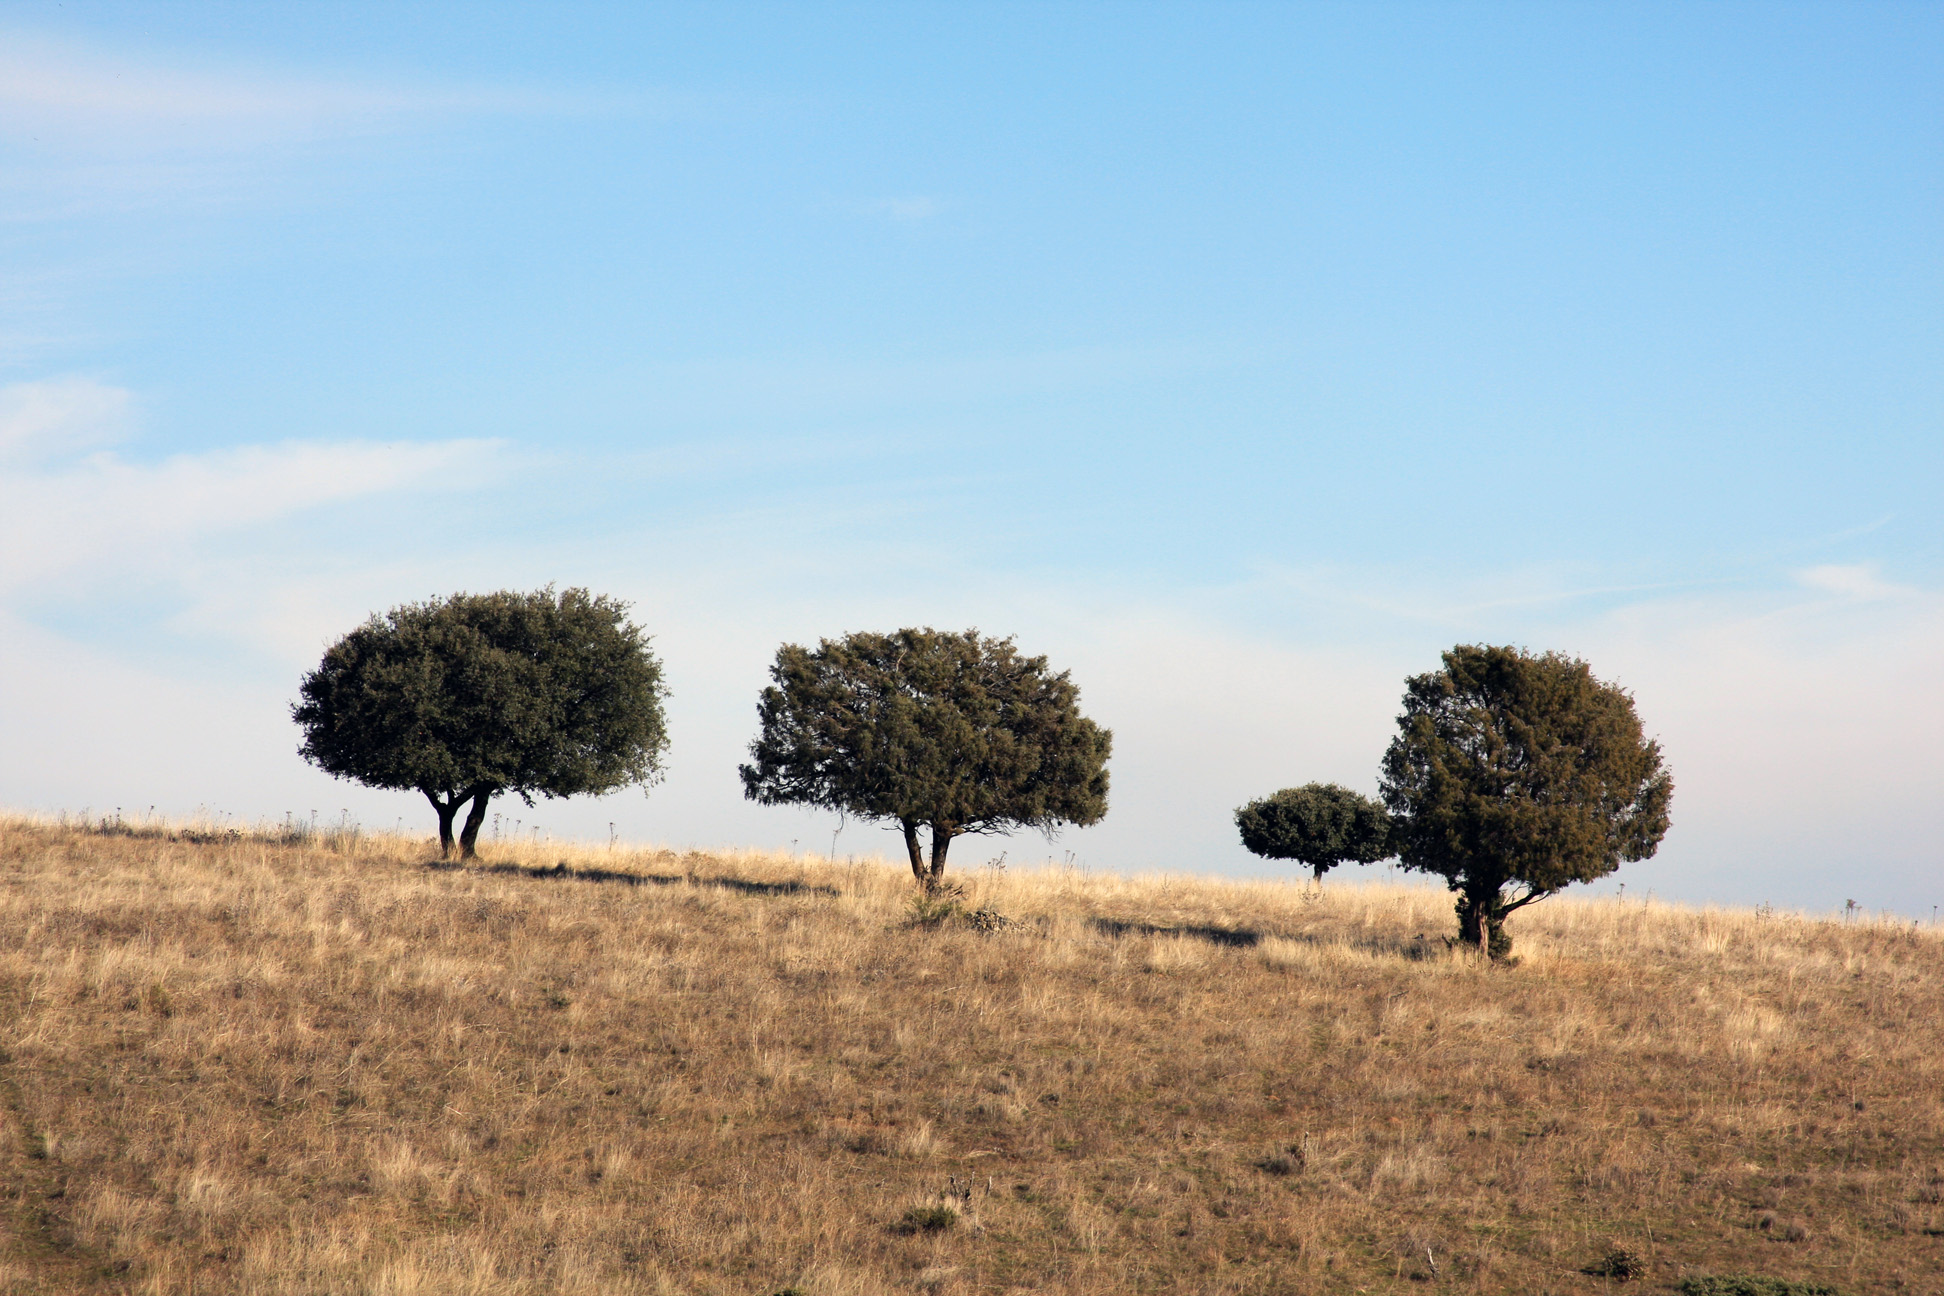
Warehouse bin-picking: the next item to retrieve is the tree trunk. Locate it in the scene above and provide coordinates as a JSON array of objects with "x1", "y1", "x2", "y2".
[
  {"x1": 1456, "y1": 887, "x2": 1490, "y2": 949},
  {"x1": 926, "y1": 824, "x2": 954, "y2": 887},
  {"x1": 1313, "y1": 862, "x2": 1326, "y2": 884},
  {"x1": 902, "y1": 820, "x2": 927, "y2": 884},
  {"x1": 458, "y1": 787, "x2": 493, "y2": 860},
  {"x1": 1455, "y1": 886, "x2": 1514, "y2": 960},
  {"x1": 1484, "y1": 908, "x2": 1511, "y2": 960},
  {"x1": 424, "y1": 789, "x2": 460, "y2": 859}
]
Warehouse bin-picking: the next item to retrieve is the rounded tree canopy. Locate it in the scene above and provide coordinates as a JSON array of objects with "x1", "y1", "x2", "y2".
[
  {"x1": 293, "y1": 588, "x2": 668, "y2": 856},
  {"x1": 739, "y1": 627, "x2": 1111, "y2": 885},
  {"x1": 1235, "y1": 783, "x2": 1392, "y2": 881},
  {"x1": 1379, "y1": 643, "x2": 1672, "y2": 952}
]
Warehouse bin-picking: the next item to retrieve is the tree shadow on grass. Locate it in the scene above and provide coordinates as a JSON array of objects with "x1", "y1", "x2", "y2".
[
  {"x1": 1090, "y1": 917, "x2": 1458, "y2": 962},
  {"x1": 1089, "y1": 917, "x2": 1261, "y2": 948},
  {"x1": 426, "y1": 859, "x2": 838, "y2": 899}
]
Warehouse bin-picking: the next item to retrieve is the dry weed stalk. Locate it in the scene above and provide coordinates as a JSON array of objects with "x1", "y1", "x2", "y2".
[{"x1": 0, "y1": 814, "x2": 1938, "y2": 1294}]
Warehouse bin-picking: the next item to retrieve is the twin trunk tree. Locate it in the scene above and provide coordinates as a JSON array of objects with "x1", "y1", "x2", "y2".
[
  {"x1": 425, "y1": 785, "x2": 494, "y2": 861},
  {"x1": 739, "y1": 627, "x2": 1113, "y2": 889},
  {"x1": 293, "y1": 587, "x2": 670, "y2": 860}
]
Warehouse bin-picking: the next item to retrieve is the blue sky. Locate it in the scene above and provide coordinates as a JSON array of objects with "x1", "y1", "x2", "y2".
[{"x1": 1, "y1": 3, "x2": 1938, "y2": 916}]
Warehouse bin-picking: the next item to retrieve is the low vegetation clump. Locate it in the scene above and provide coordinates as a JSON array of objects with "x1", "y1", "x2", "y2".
[
  {"x1": 1, "y1": 814, "x2": 1939, "y2": 1294},
  {"x1": 1585, "y1": 1243, "x2": 1649, "y2": 1280},
  {"x1": 894, "y1": 1205, "x2": 959, "y2": 1236}
]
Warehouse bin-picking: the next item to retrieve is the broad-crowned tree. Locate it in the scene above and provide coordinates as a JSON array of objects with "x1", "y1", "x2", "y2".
[
  {"x1": 1235, "y1": 783, "x2": 1392, "y2": 882},
  {"x1": 293, "y1": 588, "x2": 668, "y2": 860},
  {"x1": 740, "y1": 628, "x2": 1111, "y2": 888},
  {"x1": 1379, "y1": 644, "x2": 1672, "y2": 959}
]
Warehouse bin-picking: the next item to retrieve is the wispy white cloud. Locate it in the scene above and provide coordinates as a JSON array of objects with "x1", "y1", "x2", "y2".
[
  {"x1": 0, "y1": 375, "x2": 133, "y2": 461},
  {"x1": 0, "y1": 439, "x2": 501, "y2": 588},
  {"x1": 0, "y1": 32, "x2": 596, "y2": 146},
  {"x1": 0, "y1": 377, "x2": 502, "y2": 590},
  {"x1": 0, "y1": 31, "x2": 671, "y2": 222},
  {"x1": 1794, "y1": 562, "x2": 1915, "y2": 602}
]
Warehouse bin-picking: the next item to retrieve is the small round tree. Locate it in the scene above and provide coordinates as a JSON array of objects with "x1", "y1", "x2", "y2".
[
  {"x1": 739, "y1": 627, "x2": 1112, "y2": 889},
  {"x1": 1379, "y1": 644, "x2": 1672, "y2": 959},
  {"x1": 1234, "y1": 783, "x2": 1392, "y2": 882},
  {"x1": 292, "y1": 587, "x2": 669, "y2": 859}
]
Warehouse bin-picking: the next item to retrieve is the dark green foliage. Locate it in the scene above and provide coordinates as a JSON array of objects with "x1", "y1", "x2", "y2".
[
  {"x1": 1380, "y1": 644, "x2": 1672, "y2": 959},
  {"x1": 293, "y1": 588, "x2": 668, "y2": 859},
  {"x1": 1678, "y1": 1279, "x2": 1842, "y2": 1296},
  {"x1": 740, "y1": 628, "x2": 1111, "y2": 888},
  {"x1": 1583, "y1": 1245, "x2": 1647, "y2": 1280},
  {"x1": 894, "y1": 1205, "x2": 958, "y2": 1234},
  {"x1": 1234, "y1": 782, "x2": 1391, "y2": 881}
]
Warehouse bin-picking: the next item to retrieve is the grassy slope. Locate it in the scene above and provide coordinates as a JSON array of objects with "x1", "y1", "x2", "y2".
[{"x1": 0, "y1": 817, "x2": 1939, "y2": 1296}]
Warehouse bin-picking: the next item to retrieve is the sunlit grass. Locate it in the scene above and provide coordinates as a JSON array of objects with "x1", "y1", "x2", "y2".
[{"x1": 0, "y1": 812, "x2": 1938, "y2": 1294}]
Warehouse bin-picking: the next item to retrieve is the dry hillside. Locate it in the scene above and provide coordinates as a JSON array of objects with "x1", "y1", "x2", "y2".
[{"x1": 0, "y1": 815, "x2": 1939, "y2": 1295}]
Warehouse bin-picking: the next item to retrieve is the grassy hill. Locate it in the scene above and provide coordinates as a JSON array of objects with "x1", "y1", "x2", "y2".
[{"x1": 0, "y1": 815, "x2": 1938, "y2": 1295}]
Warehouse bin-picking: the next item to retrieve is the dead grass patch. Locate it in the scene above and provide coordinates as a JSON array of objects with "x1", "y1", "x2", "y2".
[{"x1": 0, "y1": 814, "x2": 1938, "y2": 1293}]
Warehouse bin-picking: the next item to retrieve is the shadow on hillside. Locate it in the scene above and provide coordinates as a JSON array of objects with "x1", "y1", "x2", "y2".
[
  {"x1": 1090, "y1": 917, "x2": 1261, "y2": 948},
  {"x1": 427, "y1": 859, "x2": 838, "y2": 899},
  {"x1": 1090, "y1": 917, "x2": 1461, "y2": 962}
]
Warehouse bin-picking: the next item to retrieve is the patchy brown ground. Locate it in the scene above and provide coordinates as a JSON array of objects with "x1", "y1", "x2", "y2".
[{"x1": 0, "y1": 815, "x2": 1939, "y2": 1295}]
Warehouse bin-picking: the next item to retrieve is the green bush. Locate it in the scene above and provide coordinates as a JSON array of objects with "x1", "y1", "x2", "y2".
[{"x1": 894, "y1": 1204, "x2": 958, "y2": 1234}]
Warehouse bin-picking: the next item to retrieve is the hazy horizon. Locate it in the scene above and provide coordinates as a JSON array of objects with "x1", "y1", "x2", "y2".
[{"x1": 1, "y1": 3, "x2": 1938, "y2": 917}]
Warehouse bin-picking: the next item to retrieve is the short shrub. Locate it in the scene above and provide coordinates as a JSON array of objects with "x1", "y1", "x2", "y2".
[
  {"x1": 1254, "y1": 1144, "x2": 1306, "y2": 1176},
  {"x1": 905, "y1": 893, "x2": 963, "y2": 928},
  {"x1": 1583, "y1": 1246, "x2": 1647, "y2": 1280},
  {"x1": 895, "y1": 1204, "x2": 958, "y2": 1234}
]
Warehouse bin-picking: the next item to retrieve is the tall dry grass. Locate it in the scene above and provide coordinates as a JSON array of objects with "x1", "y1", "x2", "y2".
[{"x1": 0, "y1": 813, "x2": 1939, "y2": 1294}]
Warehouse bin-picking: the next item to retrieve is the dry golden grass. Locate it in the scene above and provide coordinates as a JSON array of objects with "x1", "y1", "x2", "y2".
[{"x1": 1, "y1": 813, "x2": 1940, "y2": 1295}]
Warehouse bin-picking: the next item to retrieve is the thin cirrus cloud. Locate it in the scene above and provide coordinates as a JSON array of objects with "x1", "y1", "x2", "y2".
[
  {"x1": 0, "y1": 377, "x2": 502, "y2": 590},
  {"x1": 0, "y1": 375, "x2": 133, "y2": 461},
  {"x1": 1794, "y1": 563, "x2": 1917, "y2": 603},
  {"x1": 0, "y1": 32, "x2": 609, "y2": 146},
  {"x1": 0, "y1": 31, "x2": 676, "y2": 221}
]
